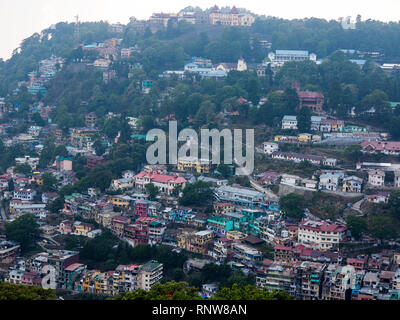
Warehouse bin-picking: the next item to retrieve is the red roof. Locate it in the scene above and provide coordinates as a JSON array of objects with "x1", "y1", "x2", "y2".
[
  {"x1": 134, "y1": 170, "x2": 187, "y2": 184},
  {"x1": 299, "y1": 220, "x2": 347, "y2": 233},
  {"x1": 65, "y1": 263, "x2": 84, "y2": 272},
  {"x1": 361, "y1": 140, "x2": 400, "y2": 152},
  {"x1": 298, "y1": 91, "x2": 324, "y2": 99}
]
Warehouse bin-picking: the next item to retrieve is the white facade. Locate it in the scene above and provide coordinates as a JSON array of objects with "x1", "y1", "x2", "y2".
[
  {"x1": 262, "y1": 142, "x2": 279, "y2": 155},
  {"x1": 298, "y1": 220, "x2": 346, "y2": 250},
  {"x1": 282, "y1": 115, "x2": 298, "y2": 130},
  {"x1": 368, "y1": 170, "x2": 385, "y2": 187}
]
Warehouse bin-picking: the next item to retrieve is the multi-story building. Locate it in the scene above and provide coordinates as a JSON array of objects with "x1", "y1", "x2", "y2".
[
  {"x1": 342, "y1": 176, "x2": 363, "y2": 193},
  {"x1": 368, "y1": 169, "x2": 385, "y2": 187},
  {"x1": 267, "y1": 50, "x2": 317, "y2": 68},
  {"x1": 395, "y1": 171, "x2": 400, "y2": 188},
  {"x1": 86, "y1": 155, "x2": 106, "y2": 169},
  {"x1": 282, "y1": 115, "x2": 298, "y2": 130},
  {"x1": 231, "y1": 242, "x2": 263, "y2": 267},
  {"x1": 215, "y1": 185, "x2": 265, "y2": 207},
  {"x1": 111, "y1": 216, "x2": 131, "y2": 238},
  {"x1": 13, "y1": 188, "x2": 37, "y2": 201},
  {"x1": 15, "y1": 155, "x2": 40, "y2": 170},
  {"x1": 262, "y1": 142, "x2": 279, "y2": 155},
  {"x1": 85, "y1": 112, "x2": 97, "y2": 128},
  {"x1": 0, "y1": 240, "x2": 21, "y2": 260},
  {"x1": 177, "y1": 156, "x2": 211, "y2": 173},
  {"x1": 137, "y1": 260, "x2": 163, "y2": 291},
  {"x1": 209, "y1": 6, "x2": 255, "y2": 26},
  {"x1": 297, "y1": 220, "x2": 347, "y2": 250},
  {"x1": 360, "y1": 141, "x2": 400, "y2": 156},
  {"x1": 133, "y1": 169, "x2": 187, "y2": 195}
]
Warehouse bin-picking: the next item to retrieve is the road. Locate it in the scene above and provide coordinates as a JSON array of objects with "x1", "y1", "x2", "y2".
[
  {"x1": 351, "y1": 197, "x2": 366, "y2": 215},
  {"x1": 249, "y1": 176, "x2": 280, "y2": 201}
]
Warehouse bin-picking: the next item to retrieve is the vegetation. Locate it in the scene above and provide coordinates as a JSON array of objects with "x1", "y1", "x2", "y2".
[
  {"x1": 279, "y1": 193, "x2": 305, "y2": 220},
  {"x1": 5, "y1": 214, "x2": 41, "y2": 252},
  {"x1": 0, "y1": 282, "x2": 57, "y2": 300}
]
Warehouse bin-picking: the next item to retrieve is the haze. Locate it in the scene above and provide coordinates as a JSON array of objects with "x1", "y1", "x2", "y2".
[{"x1": 0, "y1": 0, "x2": 399, "y2": 60}]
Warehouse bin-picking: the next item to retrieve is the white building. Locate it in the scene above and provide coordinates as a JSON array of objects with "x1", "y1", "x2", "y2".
[
  {"x1": 282, "y1": 115, "x2": 298, "y2": 130},
  {"x1": 13, "y1": 188, "x2": 37, "y2": 201},
  {"x1": 368, "y1": 169, "x2": 385, "y2": 187},
  {"x1": 15, "y1": 156, "x2": 40, "y2": 171},
  {"x1": 297, "y1": 220, "x2": 347, "y2": 250},
  {"x1": 319, "y1": 172, "x2": 344, "y2": 191},
  {"x1": 267, "y1": 50, "x2": 317, "y2": 68},
  {"x1": 395, "y1": 171, "x2": 400, "y2": 188},
  {"x1": 262, "y1": 142, "x2": 279, "y2": 155}
]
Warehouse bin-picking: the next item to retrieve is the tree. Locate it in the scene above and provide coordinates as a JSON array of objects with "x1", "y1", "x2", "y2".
[
  {"x1": 145, "y1": 183, "x2": 160, "y2": 201},
  {"x1": 46, "y1": 197, "x2": 65, "y2": 214},
  {"x1": 211, "y1": 284, "x2": 293, "y2": 300},
  {"x1": 279, "y1": 193, "x2": 305, "y2": 220},
  {"x1": 5, "y1": 214, "x2": 41, "y2": 252},
  {"x1": 112, "y1": 281, "x2": 201, "y2": 300},
  {"x1": 0, "y1": 283, "x2": 57, "y2": 300},
  {"x1": 179, "y1": 181, "x2": 213, "y2": 206},
  {"x1": 368, "y1": 216, "x2": 397, "y2": 240},
  {"x1": 388, "y1": 190, "x2": 400, "y2": 218},
  {"x1": 346, "y1": 215, "x2": 368, "y2": 240},
  {"x1": 344, "y1": 145, "x2": 362, "y2": 162},
  {"x1": 14, "y1": 163, "x2": 32, "y2": 175},
  {"x1": 297, "y1": 107, "x2": 311, "y2": 132},
  {"x1": 41, "y1": 172, "x2": 57, "y2": 192}
]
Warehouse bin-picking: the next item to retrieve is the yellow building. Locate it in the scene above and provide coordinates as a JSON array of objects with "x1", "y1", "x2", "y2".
[
  {"x1": 73, "y1": 222, "x2": 94, "y2": 236},
  {"x1": 108, "y1": 195, "x2": 131, "y2": 209},
  {"x1": 226, "y1": 230, "x2": 247, "y2": 240},
  {"x1": 78, "y1": 271, "x2": 102, "y2": 294},
  {"x1": 177, "y1": 157, "x2": 211, "y2": 174},
  {"x1": 297, "y1": 133, "x2": 312, "y2": 143}
]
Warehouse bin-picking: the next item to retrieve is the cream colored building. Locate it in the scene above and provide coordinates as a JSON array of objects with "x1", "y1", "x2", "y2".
[{"x1": 297, "y1": 220, "x2": 347, "y2": 250}]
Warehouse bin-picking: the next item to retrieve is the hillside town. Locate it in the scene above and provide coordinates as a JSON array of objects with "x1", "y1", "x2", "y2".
[{"x1": 1, "y1": 4, "x2": 400, "y2": 302}]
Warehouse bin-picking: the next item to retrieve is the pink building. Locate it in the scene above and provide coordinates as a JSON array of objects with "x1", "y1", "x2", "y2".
[{"x1": 133, "y1": 169, "x2": 187, "y2": 195}]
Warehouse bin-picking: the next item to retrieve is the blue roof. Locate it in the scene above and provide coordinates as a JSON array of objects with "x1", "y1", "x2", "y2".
[{"x1": 276, "y1": 50, "x2": 309, "y2": 55}]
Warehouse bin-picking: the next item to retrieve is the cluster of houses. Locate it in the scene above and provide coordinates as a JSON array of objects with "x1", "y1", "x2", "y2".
[
  {"x1": 2, "y1": 247, "x2": 163, "y2": 294},
  {"x1": 257, "y1": 248, "x2": 400, "y2": 300}
]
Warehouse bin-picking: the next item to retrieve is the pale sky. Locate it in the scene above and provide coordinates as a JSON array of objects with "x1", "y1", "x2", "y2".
[{"x1": 0, "y1": 0, "x2": 399, "y2": 60}]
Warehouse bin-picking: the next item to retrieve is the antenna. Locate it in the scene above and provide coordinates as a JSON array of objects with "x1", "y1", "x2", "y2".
[{"x1": 74, "y1": 15, "x2": 80, "y2": 44}]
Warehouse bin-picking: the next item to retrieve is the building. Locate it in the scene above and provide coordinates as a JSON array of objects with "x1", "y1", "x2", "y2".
[
  {"x1": 319, "y1": 172, "x2": 344, "y2": 191},
  {"x1": 133, "y1": 169, "x2": 187, "y2": 195},
  {"x1": 342, "y1": 176, "x2": 363, "y2": 193},
  {"x1": 361, "y1": 141, "x2": 400, "y2": 156},
  {"x1": 13, "y1": 188, "x2": 37, "y2": 201},
  {"x1": 297, "y1": 220, "x2": 347, "y2": 250},
  {"x1": 209, "y1": 6, "x2": 255, "y2": 27},
  {"x1": 368, "y1": 170, "x2": 385, "y2": 187},
  {"x1": 0, "y1": 240, "x2": 21, "y2": 260},
  {"x1": 177, "y1": 156, "x2": 211, "y2": 173},
  {"x1": 215, "y1": 185, "x2": 265, "y2": 207},
  {"x1": 86, "y1": 155, "x2": 106, "y2": 169},
  {"x1": 85, "y1": 113, "x2": 97, "y2": 128},
  {"x1": 271, "y1": 151, "x2": 326, "y2": 166},
  {"x1": 395, "y1": 171, "x2": 400, "y2": 188},
  {"x1": 57, "y1": 157, "x2": 73, "y2": 171},
  {"x1": 15, "y1": 156, "x2": 40, "y2": 171},
  {"x1": 267, "y1": 50, "x2": 317, "y2": 68},
  {"x1": 137, "y1": 260, "x2": 163, "y2": 291},
  {"x1": 262, "y1": 142, "x2": 279, "y2": 155},
  {"x1": 298, "y1": 91, "x2": 324, "y2": 114},
  {"x1": 282, "y1": 115, "x2": 298, "y2": 130}
]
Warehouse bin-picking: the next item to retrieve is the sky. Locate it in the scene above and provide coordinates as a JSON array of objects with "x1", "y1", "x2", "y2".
[{"x1": 0, "y1": 0, "x2": 399, "y2": 60}]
